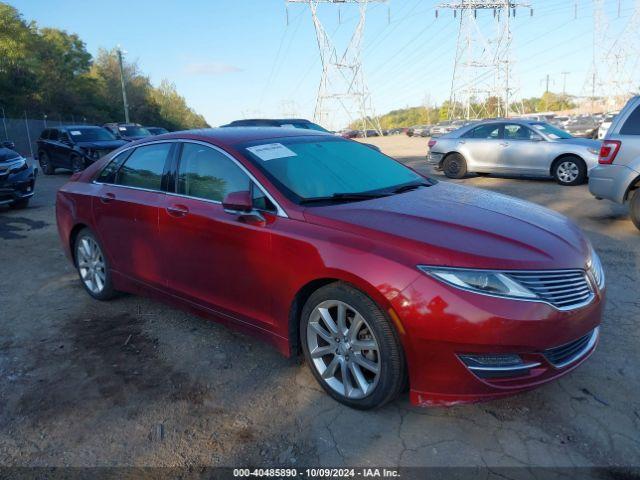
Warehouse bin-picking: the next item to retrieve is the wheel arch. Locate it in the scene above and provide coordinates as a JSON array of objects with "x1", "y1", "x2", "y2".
[
  {"x1": 550, "y1": 153, "x2": 585, "y2": 177},
  {"x1": 624, "y1": 174, "x2": 640, "y2": 202},
  {"x1": 69, "y1": 223, "x2": 89, "y2": 264},
  {"x1": 286, "y1": 273, "x2": 402, "y2": 357}
]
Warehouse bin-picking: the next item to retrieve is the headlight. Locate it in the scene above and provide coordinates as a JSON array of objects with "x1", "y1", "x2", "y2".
[
  {"x1": 417, "y1": 266, "x2": 538, "y2": 300},
  {"x1": 587, "y1": 147, "x2": 600, "y2": 155},
  {"x1": 587, "y1": 248, "x2": 605, "y2": 290},
  {"x1": 6, "y1": 157, "x2": 27, "y2": 173}
]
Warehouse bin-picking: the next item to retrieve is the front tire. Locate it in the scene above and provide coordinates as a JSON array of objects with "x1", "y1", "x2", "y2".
[
  {"x1": 74, "y1": 228, "x2": 116, "y2": 301},
  {"x1": 71, "y1": 154, "x2": 86, "y2": 173},
  {"x1": 442, "y1": 153, "x2": 467, "y2": 179},
  {"x1": 300, "y1": 283, "x2": 405, "y2": 409},
  {"x1": 553, "y1": 156, "x2": 587, "y2": 186},
  {"x1": 10, "y1": 198, "x2": 30, "y2": 209},
  {"x1": 630, "y1": 189, "x2": 640, "y2": 231},
  {"x1": 38, "y1": 152, "x2": 55, "y2": 175}
]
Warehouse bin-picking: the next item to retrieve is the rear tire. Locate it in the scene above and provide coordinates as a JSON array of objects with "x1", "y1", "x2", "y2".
[
  {"x1": 300, "y1": 282, "x2": 405, "y2": 410},
  {"x1": 553, "y1": 156, "x2": 587, "y2": 186},
  {"x1": 38, "y1": 152, "x2": 55, "y2": 175},
  {"x1": 442, "y1": 153, "x2": 467, "y2": 179},
  {"x1": 630, "y1": 189, "x2": 640, "y2": 231},
  {"x1": 74, "y1": 228, "x2": 117, "y2": 301}
]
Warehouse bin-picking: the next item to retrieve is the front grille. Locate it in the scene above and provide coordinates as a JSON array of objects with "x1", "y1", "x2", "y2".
[
  {"x1": 505, "y1": 270, "x2": 594, "y2": 310},
  {"x1": 544, "y1": 328, "x2": 599, "y2": 368}
]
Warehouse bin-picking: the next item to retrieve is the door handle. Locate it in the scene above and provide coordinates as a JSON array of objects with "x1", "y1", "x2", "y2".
[
  {"x1": 99, "y1": 192, "x2": 115, "y2": 204},
  {"x1": 166, "y1": 204, "x2": 189, "y2": 218},
  {"x1": 499, "y1": 142, "x2": 510, "y2": 147},
  {"x1": 458, "y1": 140, "x2": 466, "y2": 144}
]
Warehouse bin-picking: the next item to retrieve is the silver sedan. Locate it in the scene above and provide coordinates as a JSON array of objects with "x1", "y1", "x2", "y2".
[{"x1": 427, "y1": 119, "x2": 602, "y2": 186}]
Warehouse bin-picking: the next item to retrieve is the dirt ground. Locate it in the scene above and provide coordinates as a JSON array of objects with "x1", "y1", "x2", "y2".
[{"x1": 0, "y1": 135, "x2": 638, "y2": 471}]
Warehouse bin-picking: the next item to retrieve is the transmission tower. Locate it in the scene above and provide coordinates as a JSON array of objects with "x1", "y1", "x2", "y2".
[
  {"x1": 286, "y1": 0, "x2": 384, "y2": 135},
  {"x1": 437, "y1": 1, "x2": 531, "y2": 120},
  {"x1": 584, "y1": 0, "x2": 640, "y2": 112}
]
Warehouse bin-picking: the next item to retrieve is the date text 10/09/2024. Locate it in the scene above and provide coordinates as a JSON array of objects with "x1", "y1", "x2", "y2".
[{"x1": 233, "y1": 468, "x2": 401, "y2": 478}]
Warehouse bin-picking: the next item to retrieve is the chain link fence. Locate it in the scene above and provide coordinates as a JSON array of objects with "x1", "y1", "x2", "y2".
[{"x1": 1, "y1": 109, "x2": 98, "y2": 159}]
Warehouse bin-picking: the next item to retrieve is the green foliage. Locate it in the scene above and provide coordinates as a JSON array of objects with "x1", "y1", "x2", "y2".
[{"x1": 0, "y1": 2, "x2": 209, "y2": 129}]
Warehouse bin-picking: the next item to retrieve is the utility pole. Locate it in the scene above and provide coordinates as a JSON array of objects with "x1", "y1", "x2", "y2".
[
  {"x1": 116, "y1": 46, "x2": 130, "y2": 123},
  {"x1": 437, "y1": 1, "x2": 532, "y2": 120},
  {"x1": 286, "y1": 0, "x2": 385, "y2": 135},
  {"x1": 561, "y1": 71, "x2": 570, "y2": 96}
]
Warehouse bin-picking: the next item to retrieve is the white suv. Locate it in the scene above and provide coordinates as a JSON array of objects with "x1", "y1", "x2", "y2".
[{"x1": 589, "y1": 97, "x2": 640, "y2": 230}]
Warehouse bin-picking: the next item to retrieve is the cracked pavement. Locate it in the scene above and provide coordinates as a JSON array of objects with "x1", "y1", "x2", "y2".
[{"x1": 0, "y1": 136, "x2": 638, "y2": 470}]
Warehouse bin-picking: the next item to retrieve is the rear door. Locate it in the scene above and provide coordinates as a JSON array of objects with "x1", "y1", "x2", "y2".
[
  {"x1": 92, "y1": 142, "x2": 175, "y2": 288},
  {"x1": 458, "y1": 123, "x2": 503, "y2": 172}
]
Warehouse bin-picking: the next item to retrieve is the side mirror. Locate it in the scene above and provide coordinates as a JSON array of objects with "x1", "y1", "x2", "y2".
[
  {"x1": 363, "y1": 143, "x2": 381, "y2": 152},
  {"x1": 2, "y1": 141, "x2": 15, "y2": 150},
  {"x1": 222, "y1": 190, "x2": 253, "y2": 213}
]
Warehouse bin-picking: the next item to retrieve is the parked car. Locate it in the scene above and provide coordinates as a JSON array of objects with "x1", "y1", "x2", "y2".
[
  {"x1": 596, "y1": 111, "x2": 619, "y2": 140},
  {"x1": 56, "y1": 127, "x2": 604, "y2": 409},
  {"x1": 551, "y1": 116, "x2": 570, "y2": 128},
  {"x1": 564, "y1": 116, "x2": 599, "y2": 139},
  {"x1": 0, "y1": 145, "x2": 37, "y2": 209},
  {"x1": 221, "y1": 118, "x2": 331, "y2": 133},
  {"x1": 410, "y1": 125, "x2": 430, "y2": 137},
  {"x1": 37, "y1": 126, "x2": 127, "y2": 174},
  {"x1": 429, "y1": 121, "x2": 453, "y2": 137},
  {"x1": 427, "y1": 119, "x2": 601, "y2": 185},
  {"x1": 146, "y1": 127, "x2": 169, "y2": 136},
  {"x1": 103, "y1": 123, "x2": 152, "y2": 141},
  {"x1": 589, "y1": 96, "x2": 640, "y2": 231},
  {"x1": 339, "y1": 129, "x2": 359, "y2": 139}
]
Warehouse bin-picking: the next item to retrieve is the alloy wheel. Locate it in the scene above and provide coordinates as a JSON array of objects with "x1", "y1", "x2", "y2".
[
  {"x1": 557, "y1": 161, "x2": 579, "y2": 183},
  {"x1": 306, "y1": 300, "x2": 381, "y2": 399},
  {"x1": 76, "y1": 236, "x2": 106, "y2": 294}
]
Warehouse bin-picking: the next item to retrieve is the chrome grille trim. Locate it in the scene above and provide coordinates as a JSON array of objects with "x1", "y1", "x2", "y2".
[
  {"x1": 544, "y1": 327, "x2": 599, "y2": 368},
  {"x1": 505, "y1": 269, "x2": 595, "y2": 310}
]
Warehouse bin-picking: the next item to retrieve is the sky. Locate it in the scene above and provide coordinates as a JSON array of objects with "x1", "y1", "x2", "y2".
[{"x1": 10, "y1": 0, "x2": 639, "y2": 129}]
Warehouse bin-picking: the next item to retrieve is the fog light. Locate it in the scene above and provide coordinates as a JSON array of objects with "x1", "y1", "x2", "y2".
[{"x1": 459, "y1": 353, "x2": 540, "y2": 379}]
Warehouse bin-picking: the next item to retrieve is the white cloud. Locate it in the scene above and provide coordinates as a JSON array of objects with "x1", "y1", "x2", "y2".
[{"x1": 185, "y1": 62, "x2": 242, "y2": 76}]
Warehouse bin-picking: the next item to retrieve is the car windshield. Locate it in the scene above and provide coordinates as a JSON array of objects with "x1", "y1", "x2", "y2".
[
  {"x1": 67, "y1": 127, "x2": 116, "y2": 142},
  {"x1": 240, "y1": 137, "x2": 424, "y2": 203},
  {"x1": 120, "y1": 125, "x2": 151, "y2": 137},
  {"x1": 529, "y1": 122, "x2": 573, "y2": 140}
]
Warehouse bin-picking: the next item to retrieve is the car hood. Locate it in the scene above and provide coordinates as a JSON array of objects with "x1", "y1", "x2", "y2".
[
  {"x1": 0, "y1": 147, "x2": 21, "y2": 162},
  {"x1": 556, "y1": 137, "x2": 600, "y2": 148},
  {"x1": 75, "y1": 140, "x2": 127, "y2": 150},
  {"x1": 303, "y1": 182, "x2": 590, "y2": 270}
]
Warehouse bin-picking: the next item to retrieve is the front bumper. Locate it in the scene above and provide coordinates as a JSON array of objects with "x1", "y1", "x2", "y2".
[
  {"x1": 589, "y1": 164, "x2": 640, "y2": 204},
  {"x1": 391, "y1": 274, "x2": 604, "y2": 406},
  {"x1": 0, "y1": 164, "x2": 37, "y2": 205}
]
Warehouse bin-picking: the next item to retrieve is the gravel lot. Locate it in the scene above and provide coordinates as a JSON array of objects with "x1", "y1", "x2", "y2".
[{"x1": 1, "y1": 135, "x2": 638, "y2": 471}]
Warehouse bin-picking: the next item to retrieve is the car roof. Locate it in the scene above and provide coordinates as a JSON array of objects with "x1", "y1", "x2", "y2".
[
  {"x1": 149, "y1": 127, "x2": 331, "y2": 146},
  {"x1": 59, "y1": 125, "x2": 103, "y2": 130}
]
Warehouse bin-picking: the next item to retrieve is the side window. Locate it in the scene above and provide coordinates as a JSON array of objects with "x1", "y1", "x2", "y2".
[
  {"x1": 504, "y1": 124, "x2": 538, "y2": 140},
  {"x1": 620, "y1": 104, "x2": 640, "y2": 135},
  {"x1": 96, "y1": 150, "x2": 130, "y2": 183},
  {"x1": 60, "y1": 131, "x2": 71, "y2": 143},
  {"x1": 40, "y1": 129, "x2": 50, "y2": 140},
  {"x1": 464, "y1": 124, "x2": 501, "y2": 139},
  {"x1": 252, "y1": 184, "x2": 276, "y2": 212},
  {"x1": 116, "y1": 143, "x2": 171, "y2": 191},
  {"x1": 177, "y1": 143, "x2": 250, "y2": 202},
  {"x1": 49, "y1": 129, "x2": 59, "y2": 141}
]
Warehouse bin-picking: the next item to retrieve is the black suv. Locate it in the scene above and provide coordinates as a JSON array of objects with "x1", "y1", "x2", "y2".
[
  {"x1": 103, "y1": 123, "x2": 152, "y2": 141},
  {"x1": 0, "y1": 144, "x2": 37, "y2": 209},
  {"x1": 220, "y1": 118, "x2": 331, "y2": 132},
  {"x1": 37, "y1": 126, "x2": 126, "y2": 174}
]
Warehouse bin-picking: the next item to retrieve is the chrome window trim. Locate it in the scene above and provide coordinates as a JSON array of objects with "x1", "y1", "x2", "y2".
[
  {"x1": 92, "y1": 138, "x2": 288, "y2": 218},
  {"x1": 418, "y1": 266, "x2": 596, "y2": 312}
]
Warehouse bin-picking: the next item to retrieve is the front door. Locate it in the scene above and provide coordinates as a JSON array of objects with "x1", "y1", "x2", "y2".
[
  {"x1": 159, "y1": 142, "x2": 276, "y2": 327},
  {"x1": 498, "y1": 124, "x2": 550, "y2": 175}
]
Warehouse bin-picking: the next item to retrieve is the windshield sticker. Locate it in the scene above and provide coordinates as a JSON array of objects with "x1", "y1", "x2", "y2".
[
  {"x1": 119, "y1": 126, "x2": 127, "y2": 131},
  {"x1": 246, "y1": 143, "x2": 297, "y2": 161},
  {"x1": 547, "y1": 134, "x2": 560, "y2": 139},
  {"x1": 70, "y1": 130, "x2": 82, "y2": 136},
  {"x1": 532, "y1": 125, "x2": 545, "y2": 130}
]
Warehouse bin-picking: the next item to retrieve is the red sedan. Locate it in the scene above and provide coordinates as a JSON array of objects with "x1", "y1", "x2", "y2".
[{"x1": 56, "y1": 128, "x2": 605, "y2": 409}]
